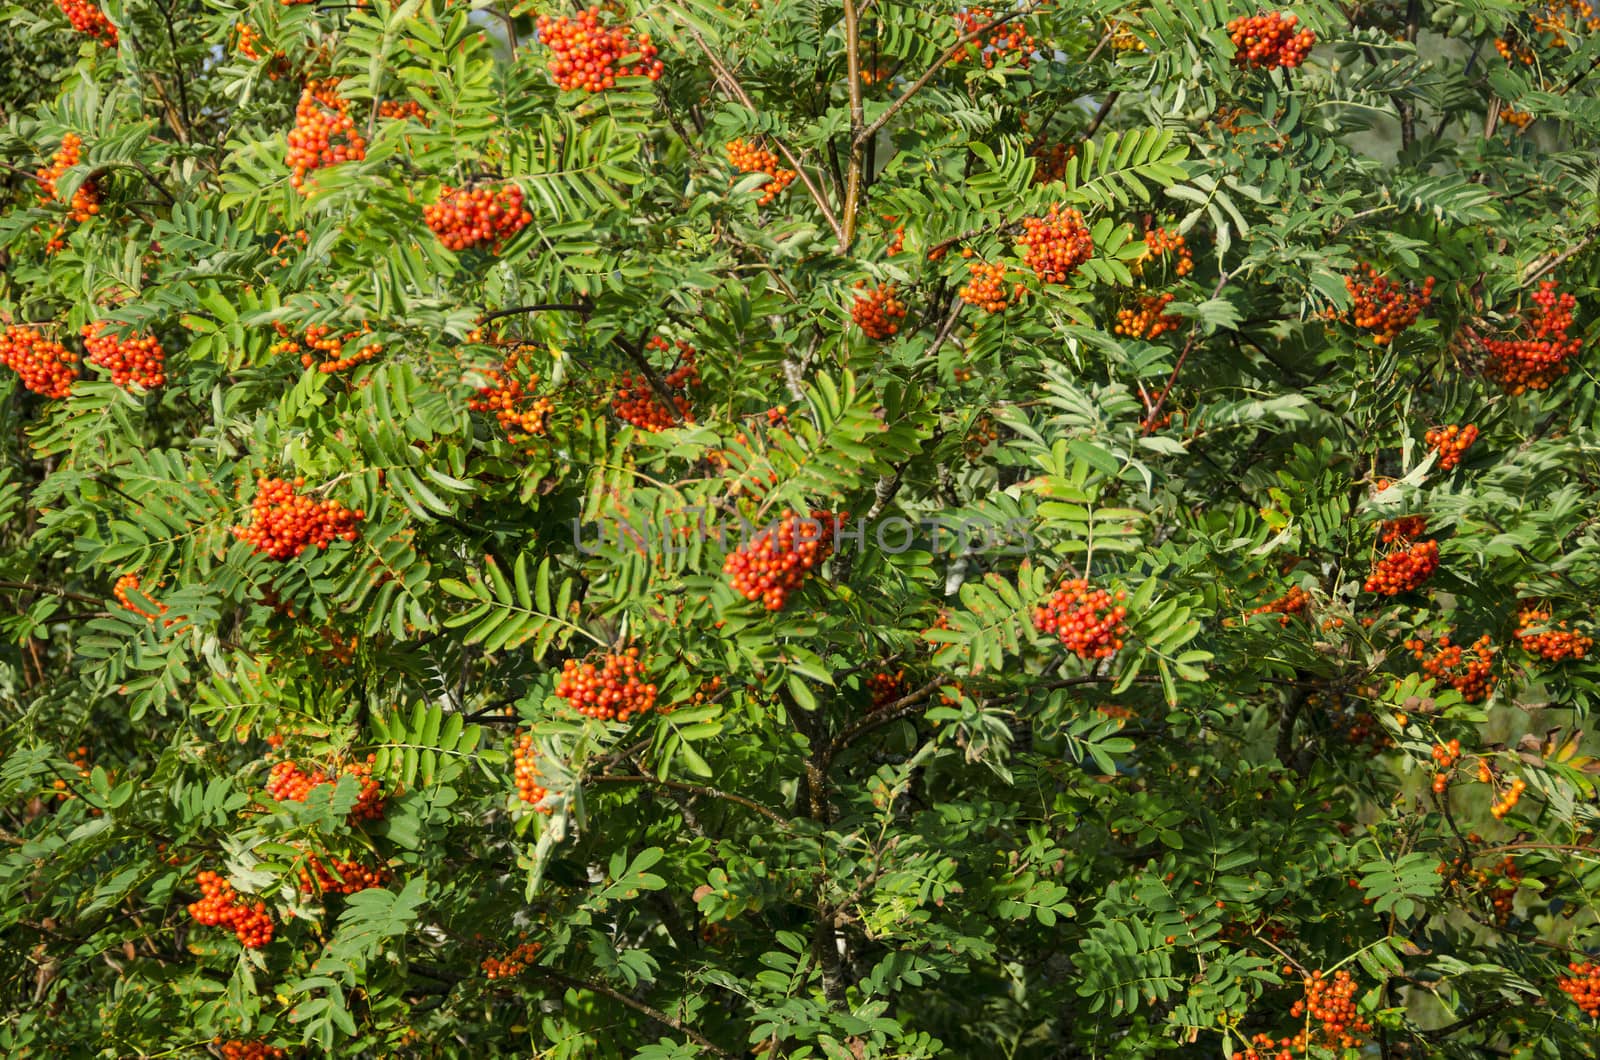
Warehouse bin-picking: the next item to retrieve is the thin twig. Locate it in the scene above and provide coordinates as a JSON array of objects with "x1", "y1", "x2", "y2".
[{"x1": 589, "y1": 774, "x2": 791, "y2": 828}]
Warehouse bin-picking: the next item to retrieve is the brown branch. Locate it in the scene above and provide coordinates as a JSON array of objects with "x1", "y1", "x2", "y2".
[
  {"x1": 1081, "y1": 91, "x2": 1120, "y2": 141},
  {"x1": 687, "y1": 29, "x2": 846, "y2": 244},
  {"x1": 1519, "y1": 227, "x2": 1598, "y2": 287},
  {"x1": 0, "y1": 580, "x2": 103, "y2": 606},
  {"x1": 1142, "y1": 271, "x2": 1231, "y2": 435},
  {"x1": 531, "y1": 967, "x2": 735, "y2": 1058},
  {"x1": 477, "y1": 302, "x2": 591, "y2": 325},
  {"x1": 841, "y1": 0, "x2": 866, "y2": 249},
  {"x1": 589, "y1": 774, "x2": 791, "y2": 828}
]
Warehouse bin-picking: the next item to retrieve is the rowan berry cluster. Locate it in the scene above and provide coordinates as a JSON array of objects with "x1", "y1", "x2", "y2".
[
  {"x1": 1243, "y1": 1031, "x2": 1308, "y2": 1060},
  {"x1": 275, "y1": 321, "x2": 382, "y2": 373},
  {"x1": 378, "y1": 99, "x2": 428, "y2": 123},
  {"x1": 1496, "y1": 0, "x2": 1599, "y2": 64},
  {"x1": 53, "y1": 0, "x2": 117, "y2": 45},
  {"x1": 1489, "y1": 774, "x2": 1527, "y2": 820},
  {"x1": 1030, "y1": 142, "x2": 1074, "y2": 185},
  {"x1": 1247, "y1": 585, "x2": 1310, "y2": 625},
  {"x1": 35, "y1": 133, "x2": 101, "y2": 225},
  {"x1": 953, "y1": 8, "x2": 1036, "y2": 68},
  {"x1": 469, "y1": 353, "x2": 554, "y2": 446},
  {"x1": 511, "y1": 732, "x2": 555, "y2": 812},
  {"x1": 1407, "y1": 632, "x2": 1496, "y2": 703},
  {"x1": 1424, "y1": 423, "x2": 1477, "y2": 470},
  {"x1": 217, "y1": 1041, "x2": 286, "y2": 1060},
  {"x1": 1431, "y1": 738, "x2": 1462, "y2": 793},
  {"x1": 187, "y1": 871, "x2": 274, "y2": 948},
  {"x1": 723, "y1": 510, "x2": 838, "y2": 610},
  {"x1": 1514, "y1": 605, "x2": 1592, "y2": 661},
  {"x1": 1032, "y1": 580, "x2": 1129, "y2": 660},
  {"x1": 884, "y1": 221, "x2": 905, "y2": 256},
  {"x1": 1380, "y1": 515, "x2": 1428, "y2": 544},
  {"x1": 52, "y1": 745, "x2": 92, "y2": 803},
  {"x1": 0, "y1": 326, "x2": 78, "y2": 399},
  {"x1": 1344, "y1": 264, "x2": 1433, "y2": 346},
  {"x1": 958, "y1": 261, "x2": 1021, "y2": 313},
  {"x1": 725, "y1": 139, "x2": 796, "y2": 206},
  {"x1": 1292, "y1": 970, "x2": 1371, "y2": 1050},
  {"x1": 555, "y1": 647, "x2": 659, "y2": 722},
  {"x1": 1363, "y1": 539, "x2": 1439, "y2": 595},
  {"x1": 1017, "y1": 205, "x2": 1094, "y2": 284},
  {"x1": 233, "y1": 477, "x2": 363, "y2": 560},
  {"x1": 1227, "y1": 12, "x2": 1315, "y2": 70},
  {"x1": 851, "y1": 282, "x2": 907, "y2": 339},
  {"x1": 1557, "y1": 961, "x2": 1600, "y2": 1018},
  {"x1": 1483, "y1": 280, "x2": 1583, "y2": 394},
  {"x1": 297, "y1": 853, "x2": 389, "y2": 896},
  {"x1": 1137, "y1": 226, "x2": 1193, "y2": 277},
  {"x1": 265, "y1": 756, "x2": 386, "y2": 821},
  {"x1": 1107, "y1": 18, "x2": 1145, "y2": 52},
  {"x1": 233, "y1": 22, "x2": 288, "y2": 76},
  {"x1": 423, "y1": 185, "x2": 532, "y2": 253},
  {"x1": 482, "y1": 939, "x2": 543, "y2": 979},
  {"x1": 866, "y1": 669, "x2": 905, "y2": 709},
  {"x1": 114, "y1": 573, "x2": 172, "y2": 624},
  {"x1": 1500, "y1": 106, "x2": 1534, "y2": 130},
  {"x1": 82, "y1": 322, "x2": 164, "y2": 388},
  {"x1": 536, "y1": 8, "x2": 662, "y2": 92},
  {"x1": 1114, "y1": 293, "x2": 1181, "y2": 339},
  {"x1": 618, "y1": 374, "x2": 686, "y2": 427},
  {"x1": 286, "y1": 81, "x2": 367, "y2": 191}
]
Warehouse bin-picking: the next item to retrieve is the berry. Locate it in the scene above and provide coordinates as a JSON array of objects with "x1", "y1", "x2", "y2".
[
  {"x1": 187, "y1": 871, "x2": 274, "y2": 948},
  {"x1": 1407, "y1": 632, "x2": 1497, "y2": 703},
  {"x1": 0, "y1": 326, "x2": 78, "y2": 399},
  {"x1": 1363, "y1": 539, "x2": 1439, "y2": 595},
  {"x1": 469, "y1": 350, "x2": 554, "y2": 446},
  {"x1": 114, "y1": 573, "x2": 174, "y2": 625},
  {"x1": 83, "y1": 322, "x2": 165, "y2": 388},
  {"x1": 1114, "y1": 292, "x2": 1181, "y2": 339},
  {"x1": 536, "y1": 7, "x2": 662, "y2": 92},
  {"x1": 613, "y1": 338, "x2": 697, "y2": 431},
  {"x1": 217, "y1": 1041, "x2": 286, "y2": 1060},
  {"x1": 851, "y1": 282, "x2": 907, "y2": 340},
  {"x1": 482, "y1": 938, "x2": 543, "y2": 979},
  {"x1": 1514, "y1": 604, "x2": 1593, "y2": 662},
  {"x1": 958, "y1": 261, "x2": 1022, "y2": 313},
  {"x1": 1247, "y1": 585, "x2": 1309, "y2": 626},
  {"x1": 1226, "y1": 12, "x2": 1315, "y2": 70},
  {"x1": 53, "y1": 0, "x2": 116, "y2": 45},
  {"x1": 1291, "y1": 969, "x2": 1372, "y2": 1050},
  {"x1": 377, "y1": 98, "x2": 428, "y2": 123},
  {"x1": 555, "y1": 646, "x2": 658, "y2": 722},
  {"x1": 232, "y1": 477, "x2": 363, "y2": 560},
  {"x1": 1424, "y1": 423, "x2": 1477, "y2": 471},
  {"x1": 35, "y1": 133, "x2": 101, "y2": 252},
  {"x1": 1558, "y1": 961, "x2": 1600, "y2": 1018},
  {"x1": 512, "y1": 732, "x2": 555, "y2": 812},
  {"x1": 1379, "y1": 515, "x2": 1428, "y2": 544},
  {"x1": 423, "y1": 185, "x2": 532, "y2": 253},
  {"x1": 722, "y1": 509, "x2": 839, "y2": 611},
  {"x1": 1483, "y1": 280, "x2": 1583, "y2": 394},
  {"x1": 866, "y1": 668, "x2": 905, "y2": 709},
  {"x1": 952, "y1": 7, "x2": 1035, "y2": 68},
  {"x1": 1016, "y1": 205, "x2": 1094, "y2": 284},
  {"x1": 725, "y1": 139, "x2": 796, "y2": 206},
  {"x1": 1033, "y1": 579, "x2": 1129, "y2": 660},
  {"x1": 265, "y1": 756, "x2": 386, "y2": 821},
  {"x1": 1345, "y1": 264, "x2": 1433, "y2": 345},
  {"x1": 285, "y1": 81, "x2": 367, "y2": 192},
  {"x1": 271, "y1": 322, "x2": 382, "y2": 374},
  {"x1": 296, "y1": 852, "x2": 389, "y2": 896},
  {"x1": 1135, "y1": 225, "x2": 1193, "y2": 278}
]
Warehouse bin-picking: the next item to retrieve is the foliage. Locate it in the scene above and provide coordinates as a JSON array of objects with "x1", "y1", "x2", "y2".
[{"x1": 3, "y1": 0, "x2": 1600, "y2": 1056}]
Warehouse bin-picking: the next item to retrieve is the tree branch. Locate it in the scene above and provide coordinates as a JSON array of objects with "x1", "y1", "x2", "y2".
[{"x1": 589, "y1": 774, "x2": 791, "y2": 828}]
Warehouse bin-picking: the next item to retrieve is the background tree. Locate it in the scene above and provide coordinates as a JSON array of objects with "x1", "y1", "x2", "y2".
[{"x1": 3, "y1": 0, "x2": 1600, "y2": 1056}]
